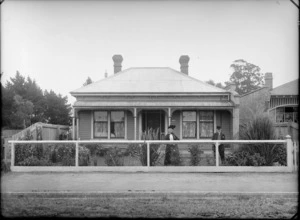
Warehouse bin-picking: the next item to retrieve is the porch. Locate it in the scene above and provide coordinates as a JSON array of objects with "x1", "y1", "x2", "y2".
[{"x1": 73, "y1": 107, "x2": 238, "y2": 141}]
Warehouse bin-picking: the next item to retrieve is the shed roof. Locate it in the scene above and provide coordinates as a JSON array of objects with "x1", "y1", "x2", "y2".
[
  {"x1": 271, "y1": 79, "x2": 299, "y2": 96},
  {"x1": 71, "y1": 67, "x2": 227, "y2": 95}
]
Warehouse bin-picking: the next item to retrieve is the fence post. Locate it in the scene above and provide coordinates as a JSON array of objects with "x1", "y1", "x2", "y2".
[
  {"x1": 147, "y1": 142, "x2": 150, "y2": 168},
  {"x1": 215, "y1": 141, "x2": 219, "y2": 167},
  {"x1": 75, "y1": 142, "x2": 79, "y2": 167},
  {"x1": 11, "y1": 142, "x2": 15, "y2": 169},
  {"x1": 286, "y1": 135, "x2": 293, "y2": 172}
]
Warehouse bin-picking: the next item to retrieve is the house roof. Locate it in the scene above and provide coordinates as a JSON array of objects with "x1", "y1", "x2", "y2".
[
  {"x1": 271, "y1": 79, "x2": 299, "y2": 96},
  {"x1": 71, "y1": 67, "x2": 228, "y2": 95}
]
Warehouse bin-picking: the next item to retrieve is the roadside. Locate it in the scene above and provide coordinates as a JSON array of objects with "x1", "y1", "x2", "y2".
[
  {"x1": 1, "y1": 172, "x2": 298, "y2": 218},
  {"x1": 1, "y1": 172, "x2": 298, "y2": 194},
  {"x1": 1, "y1": 192, "x2": 298, "y2": 218}
]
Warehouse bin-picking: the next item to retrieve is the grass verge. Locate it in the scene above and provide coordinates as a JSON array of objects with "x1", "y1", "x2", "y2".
[{"x1": 1, "y1": 193, "x2": 298, "y2": 218}]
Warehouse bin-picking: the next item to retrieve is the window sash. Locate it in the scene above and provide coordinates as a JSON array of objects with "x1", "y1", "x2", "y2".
[
  {"x1": 94, "y1": 122, "x2": 108, "y2": 138},
  {"x1": 199, "y1": 122, "x2": 214, "y2": 138},
  {"x1": 110, "y1": 121, "x2": 125, "y2": 138},
  {"x1": 183, "y1": 121, "x2": 196, "y2": 138}
]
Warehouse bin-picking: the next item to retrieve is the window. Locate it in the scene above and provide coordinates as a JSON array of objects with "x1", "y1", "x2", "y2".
[
  {"x1": 182, "y1": 111, "x2": 196, "y2": 138},
  {"x1": 110, "y1": 111, "x2": 125, "y2": 138},
  {"x1": 276, "y1": 107, "x2": 298, "y2": 123},
  {"x1": 94, "y1": 111, "x2": 108, "y2": 138},
  {"x1": 94, "y1": 111, "x2": 125, "y2": 139},
  {"x1": 199, "y1": 111, "x2": 214, "y2": 138}
]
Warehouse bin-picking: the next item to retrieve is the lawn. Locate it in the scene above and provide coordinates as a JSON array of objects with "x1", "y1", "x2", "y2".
[{"x1": 1, "y1": 193, "x2": 297, "y2": 218}]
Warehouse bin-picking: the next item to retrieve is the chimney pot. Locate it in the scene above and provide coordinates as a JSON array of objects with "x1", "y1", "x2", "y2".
[
  {"x1": 112, "y1": 54, "x2": 123, "y2": 74},
  {"x1": 264, "y1": 72, "x2": 273, "y2": 90},
  {"x1": 179, "y1": 55, "x2": 190, "y2": 74}
]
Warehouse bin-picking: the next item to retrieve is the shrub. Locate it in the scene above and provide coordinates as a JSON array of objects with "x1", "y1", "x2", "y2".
[
  {"x1": 139, "y1": 128, "x2": 164, "y2": 166},
  {"x1": 18, "y1": 156, "x2": 52, "y2": 166},
  {"x1": 55, "y1": 144, "x2": 75, "y2": 166},
  {"x1": 104, "y1": 147, "x2": 124, "y2": 166},
  {"x1": 78, "y1": 146, "x2": 91, "y2": 166},
  {"x1": 84, "y1": 144, "x2": 105, "y2": 156},
  {"x1": 272, "y1": 145, "x2": 287, "y2": 166},
  {"x1": 225, "y1": 151, "x2": 266, "y2": 166},
  {"x1": 188, "y1": 145, "x2": 203, "y2": 166},
  {"x1": 239, "y1": 115, "x2": 283, "y2": 166}
]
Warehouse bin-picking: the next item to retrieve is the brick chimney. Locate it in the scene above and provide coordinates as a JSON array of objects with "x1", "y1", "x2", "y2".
[
  {"x1": 264, "y1": 72, "x2": 273, "y2": 90},
  {"x1": 112, "y1": 54, "x2": 123, "y2": 74},
  {"x1": 179, "y1": 55, "x2": 190, "y2": 74}
]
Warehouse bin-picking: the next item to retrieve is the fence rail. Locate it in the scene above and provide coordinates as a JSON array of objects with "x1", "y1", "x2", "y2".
[{"x1": 8, "y1": 136, "x2": 295, "y2": 173}]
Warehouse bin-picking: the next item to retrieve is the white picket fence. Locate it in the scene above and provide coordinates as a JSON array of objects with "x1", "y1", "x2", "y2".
[
  {"x1": 8, "y1": 135, "x2": 295, "y2": 173},
  {"x1": 293, "y1": 141, "x2": 298, "y2": 171}
]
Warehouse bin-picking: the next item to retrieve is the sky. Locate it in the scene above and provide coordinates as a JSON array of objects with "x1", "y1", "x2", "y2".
[{"x1": 1, "y1": 0, "x2": 299, "y2": 105}]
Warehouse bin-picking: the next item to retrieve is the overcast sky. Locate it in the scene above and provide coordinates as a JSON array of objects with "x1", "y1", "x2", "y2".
[{"x1": 1, "y1": 0, "x2": 298, "y2": 105}]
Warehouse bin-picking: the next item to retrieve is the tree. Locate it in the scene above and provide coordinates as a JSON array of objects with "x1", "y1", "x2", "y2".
[
  {"x1": 2, "y1": 71, "x2": 71, "y2": 128},
  {"x1": 206, "y1": 79, "x2": 225, "y2": 89},
  {"x1": 23, "y1": 76, "x2": 46, "y2": 124},
  {"x1": 9, "y1": 95, "x2": 34, "y2": 129},
  {"x1": 83, "y1": 77, "x2": 93, "y2": 86},
  {"x1": 44, "y1": 90, "x2": 71, "y2": 125},
  {"x1": 229, "y1": 59, "x2": 264, "y2": 95}
]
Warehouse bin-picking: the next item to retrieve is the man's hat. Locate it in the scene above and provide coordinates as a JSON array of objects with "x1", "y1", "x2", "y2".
[
  {"x1": 168, "y1": 125, "x2": 176, "y2": 129},
  {"x1": 217, "y1": 125, "x2": 221, "y2": 129}
]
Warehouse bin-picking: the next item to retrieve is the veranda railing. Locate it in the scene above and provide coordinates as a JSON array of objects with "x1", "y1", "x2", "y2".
[{"x1": 8, "y1": 135, "x2": 295, "y2": 172}]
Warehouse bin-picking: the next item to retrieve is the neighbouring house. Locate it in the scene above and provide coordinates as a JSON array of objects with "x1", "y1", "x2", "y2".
[
  {"x1": 240, "y1": 73, "x2": 298, "y2": 141},
  {"x1": 1, "y1": 123, "x2": 70, "y2": 160},
  {"x1": 1, "y1": 129, "x2": 22, "y2": 160},
  {"x1": 70, "y1": 55, "x2": 240, "y2": 141}
]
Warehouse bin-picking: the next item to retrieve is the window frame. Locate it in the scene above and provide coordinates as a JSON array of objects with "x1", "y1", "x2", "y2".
[
  {"x1": 182, "y1": 111, "x2": 197, "y2": 139},
  {"x1": 93, "y1": 110, "x2": 126, "y2": 139},
  {"x1": 199, "y1": 110, "x2": 214, "y2": 138},
  {"x1": 110, "y1": 111, "x2": 125, "y2": 139}
]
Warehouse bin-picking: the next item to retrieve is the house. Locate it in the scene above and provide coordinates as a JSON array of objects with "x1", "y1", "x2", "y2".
[
  {"x1": 70, "y1": 55, "x2": 240, "y2": 141},
  {"x1": 240, "y1": 73, "x2": 298, "y2": 140}
]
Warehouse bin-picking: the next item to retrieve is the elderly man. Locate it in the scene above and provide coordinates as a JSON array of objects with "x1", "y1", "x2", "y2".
[{"x1": 212, "y1": 125, "x2": 226, "y2": 164}]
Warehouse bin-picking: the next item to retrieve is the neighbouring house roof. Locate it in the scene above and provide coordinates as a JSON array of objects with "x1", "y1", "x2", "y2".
[
  {"x1": 271, "y1": 79, "x2": 299, "y2": 96},
  {"x1": 240, "y1": 86, "x2": 269, "y2": 97},
  {"x1": 71, "y1": 67, "x2": 228, "y2": 95}
]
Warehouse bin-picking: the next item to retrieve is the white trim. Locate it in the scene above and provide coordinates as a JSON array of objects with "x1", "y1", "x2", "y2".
[
  {"x1": 269, "y1": 104, "x2": 298, "y2": 111},
  {"x1": 139, "y1": 112, "x2": 142, "y2": 140},
  {"x1": 125, "y1": 111, "x2": 128, "y2": 140},
  {"x1": 76, "y1": 118, "x2": 79, "y2": 140},
  {"x1": 214, "y1": 110, "x2": 216, "y2": 133},
  {"x1": 91, "y1": 111, "x2": 94, "y2": 139},
  {"x1": 108, "y1": 112, "x2": 111, "y2": 139},
  {"x1": 10, "y1": 166, "x2": 292, "y2": 173},
  {"x1": 196, "y1": 111, "x2": 200, "y2": 139},
  {"x1": 179, "y1": 111, "x2": 182, "y2": 140},
  {"x1": 8, "y1": 140, "x2": 287, "y2": 144}
]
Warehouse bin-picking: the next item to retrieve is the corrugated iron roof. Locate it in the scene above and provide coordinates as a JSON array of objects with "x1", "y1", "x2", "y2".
[
  {"x1": 71, "y1": 67, "x2": 227, "y2": 95},
  {"x1": 73, "y1": 100, "x2": 233, "y2": 107},
  {"x1": 271, "y1": 79, "x2": 299, "y2": 95}
]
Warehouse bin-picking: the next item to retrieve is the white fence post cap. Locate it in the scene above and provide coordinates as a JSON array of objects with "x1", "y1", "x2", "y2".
[{"x1": 286, "y1": 135, "x2": 292, "y2": 139}]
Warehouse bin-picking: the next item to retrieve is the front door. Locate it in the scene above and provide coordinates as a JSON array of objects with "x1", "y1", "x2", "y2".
[{"x1": 142, "y1": 110, "x2": 165, "y2": 140}]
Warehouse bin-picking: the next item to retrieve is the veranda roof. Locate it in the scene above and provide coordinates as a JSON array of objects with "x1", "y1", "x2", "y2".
[{"x1": 71, "y1": 67, "x2": 228, "y2": 95}]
